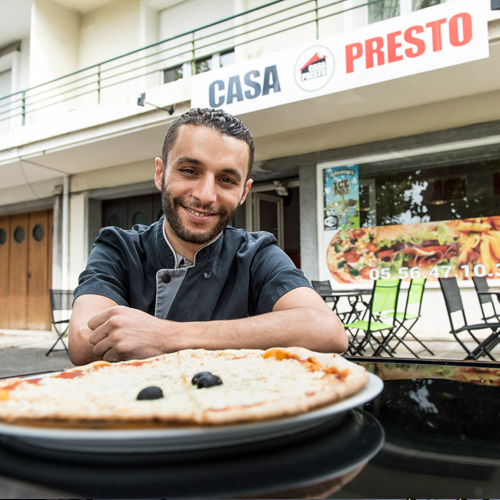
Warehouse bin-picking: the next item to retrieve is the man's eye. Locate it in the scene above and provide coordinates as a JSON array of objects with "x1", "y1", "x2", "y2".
[
  {"x1": 221, "y1": 177, "x2": 237, "y2": 185},
  {"x1": 181, "y1": 168, "x2": 196, "y2": 175}
]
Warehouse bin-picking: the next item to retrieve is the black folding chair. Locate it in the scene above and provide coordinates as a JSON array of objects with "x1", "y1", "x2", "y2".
[
  {"x1": 311, "y1": 280, "x2": 336, "y2": 307},
  {"x1": 472, "y1": 276, "x2": 500, "y2": 322},
  {"x1": 47, "y1": 289, "x2": 72, "y2": 356},
  {"x1": 311, "y1": 280, "x2": 368, "y2": 324},
  {"x1": 439, "y1": 278, "x2": 500, "y2": 361}
]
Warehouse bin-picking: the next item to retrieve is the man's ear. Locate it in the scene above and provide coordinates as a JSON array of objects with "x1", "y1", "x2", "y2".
[
  {"x1": 240, "y1": 179, "x2": 253, "y2": 205},
  {"x1": 155, "y1": 157, "x2": 164, "y2": 191}
]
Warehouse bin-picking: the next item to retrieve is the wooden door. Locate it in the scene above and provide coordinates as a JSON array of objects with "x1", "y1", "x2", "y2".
[
  {"x1": 27, "y1": 211, "x2": 51, "y2": 329},
  {"x1": 0, "y1": 216, "x2": 10, "y2": 328},
  {"x1": 0, "y1": 210, "x2": 53, "y2": 330},
  {"x1": 8, "y1": 213, "x2": 29, "y2": 329}
]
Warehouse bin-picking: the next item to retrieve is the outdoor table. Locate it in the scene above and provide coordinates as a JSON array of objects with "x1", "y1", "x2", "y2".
[
  {"x1": 2, "y1": 357, "x2": 500, "y2": 498},
  {"x1": 320, "y1": 288, "x2": 372, "y2": 324}
]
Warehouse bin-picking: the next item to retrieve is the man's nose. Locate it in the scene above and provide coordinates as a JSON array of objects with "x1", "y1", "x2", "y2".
[{"x1": 191, "y1": 175, "x2": 217, "y2": 205}]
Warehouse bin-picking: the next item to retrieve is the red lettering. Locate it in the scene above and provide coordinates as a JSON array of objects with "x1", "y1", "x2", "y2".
[
  {"x1": 346, "y1": 42, "x2": 363, "y2": 74},
  {"x1": 425, "y1": 18, "x2": 447, "y2": 52},
  {"x1": 449, "y1": 13, "x2": 473, "y2": 47},
  {"x1": 365, "y1": 37, "x2": 385, "y2": 69},
  {"x1": 387, "y1": 31, "x2": 403, "y2": 63},
  {"x1": 404, "y1": 25, "x2": 425, "y2": 58}
]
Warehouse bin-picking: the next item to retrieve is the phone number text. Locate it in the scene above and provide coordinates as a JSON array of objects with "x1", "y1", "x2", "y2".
[{"x1": 369, "y1": 263, "x2": 500, "y2": 280}]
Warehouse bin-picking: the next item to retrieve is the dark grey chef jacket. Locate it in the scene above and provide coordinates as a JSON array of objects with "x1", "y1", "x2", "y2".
[{"x1": 74, "y1": 218, "x2": 312, "y2": 321}]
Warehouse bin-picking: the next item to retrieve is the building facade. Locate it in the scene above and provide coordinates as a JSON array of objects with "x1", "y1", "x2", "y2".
[{"x1": 0, "y1": 0, "x2": 499, "y2": 347}]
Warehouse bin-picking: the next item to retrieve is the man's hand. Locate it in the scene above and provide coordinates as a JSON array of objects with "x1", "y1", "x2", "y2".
[{"x1": 88, "y1": 306, "x2": 178, "y2": 362}]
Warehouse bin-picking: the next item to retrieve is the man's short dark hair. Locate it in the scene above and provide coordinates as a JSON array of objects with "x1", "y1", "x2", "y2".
[{"x1": 162, "y1": 108, "x2": 254, "y2": 176}]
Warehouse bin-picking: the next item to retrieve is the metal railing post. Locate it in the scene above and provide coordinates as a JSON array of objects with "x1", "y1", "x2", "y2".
[
  {"x1": 191, "y1": 32, "x2": 196, "y2": 76},
  {"x1": 315, "y1": 0, "x2": 319, "y2": 39},
  {"x1": 21, "y1": 90, "x2": 26, "y2": 126},
  {"x1": 97, "y1": 65, "x2": 101, "y2": 103}
]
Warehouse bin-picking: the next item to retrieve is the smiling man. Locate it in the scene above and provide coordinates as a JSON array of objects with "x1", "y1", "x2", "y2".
[{"x1": 69, "y1": 108, "x2": 347, "y2": 365}]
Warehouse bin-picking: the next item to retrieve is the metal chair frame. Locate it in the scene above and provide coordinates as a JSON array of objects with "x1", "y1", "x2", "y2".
[
  {"x1": 472, "y1": 276, "x2": 500, "y2": 323},
  {"x1": 387, "y1": 278, "x2": 433, "y2": 358},
  {"x1": 47, "y1": 289, "x2": 72, "y2": 357},
  {"x1": 345, "y1": 279, "x2": 402, "y2": 356},
  {"x1": 439, "y1": 277, "x2": 500, "y2": 361}
]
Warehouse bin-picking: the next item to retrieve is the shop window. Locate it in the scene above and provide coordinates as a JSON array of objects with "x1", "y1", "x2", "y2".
[
  {"x1": 494, "y1": 173, "x2": 500, "y2": 196},
  {"x1": 164, "y1": 65, "x2": 183, "y2": 84},
  {"x1": 359, "y1": 158, "x2": 500, "y2": 227}
]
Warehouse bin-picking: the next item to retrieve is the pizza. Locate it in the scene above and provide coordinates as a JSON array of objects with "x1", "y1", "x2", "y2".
[{"x1": 0, "y1": 347, "x2": 369, "y2": 428}]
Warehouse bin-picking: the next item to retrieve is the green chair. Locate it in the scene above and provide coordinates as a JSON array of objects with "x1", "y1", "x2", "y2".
[
  {"x1": 383, "y1": 278, "x2": 433, "y2": 358},
  {"x1": 345, "y1": 278, "x2": 401, "y2": 356}
]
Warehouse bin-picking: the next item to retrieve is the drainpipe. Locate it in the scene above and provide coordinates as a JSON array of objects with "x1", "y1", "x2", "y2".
[{"x1": 61, "y1": 175, "x2": 70, "y2": 290}]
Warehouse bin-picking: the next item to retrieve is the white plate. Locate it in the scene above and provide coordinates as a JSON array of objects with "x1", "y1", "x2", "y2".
[{"x1": 0, "y1": 373, "x2": 383, "y2": 454}]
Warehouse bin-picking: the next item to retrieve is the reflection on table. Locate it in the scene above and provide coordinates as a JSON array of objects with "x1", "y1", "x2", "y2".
[{"x1": 334, "y1": 357, "x2": 500, "y2": 498}]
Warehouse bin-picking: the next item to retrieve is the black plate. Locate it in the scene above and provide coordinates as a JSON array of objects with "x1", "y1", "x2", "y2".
[{"x1": 0, "y1": 409, "x2": 384, "y2": 498}]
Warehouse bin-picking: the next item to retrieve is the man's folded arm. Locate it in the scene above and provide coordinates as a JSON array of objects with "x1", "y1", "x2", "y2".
[
  {"x1": 69, "y1": 294, "x2": 119, "y2": 366},
  {"x1": 178, "y1": 286, "x2": 348, "y2": 354}
]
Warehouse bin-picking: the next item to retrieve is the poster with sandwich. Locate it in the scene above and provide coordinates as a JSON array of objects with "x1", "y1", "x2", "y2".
[{"x1": 326, "y1": 216, "x2": 500, "y2": 283}]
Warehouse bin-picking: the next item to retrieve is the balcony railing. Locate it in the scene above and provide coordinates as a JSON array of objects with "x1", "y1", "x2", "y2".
[{"x1": 0, "y1": 0, "x2": 387, "y2": 129}]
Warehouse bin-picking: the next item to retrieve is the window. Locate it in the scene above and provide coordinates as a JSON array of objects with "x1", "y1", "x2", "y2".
[
  {"x1": 194, "y1": 49, "x2": 235, "y2": 75},
  {"x1": 368, "y1": 0, "x2": 444, "y2": 24},
  {"x1": 195, "y1": 56, "x2": 213, "y2": 75},
  {"x1": 359, "y1": 157, "x2": 500, "y2": 227},
  {"x1": 164, "y1": 65, "x2": 183, "y2": 84},
  {"x1": 413, "y1": 0, "x2": 443, "y2": 10},
  {"x1": 220, "y1": 50, "x2": 235, "y2": 68},
  {"x1": 368, "y1": 0, "x2": 400, "y2": 24},
  {"x1": 0, "y1": 69, "x2": 12, "y2": 134}
]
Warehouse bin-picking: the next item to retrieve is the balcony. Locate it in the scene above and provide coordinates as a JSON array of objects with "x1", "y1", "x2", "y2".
[{"x1": 0, "y1": 0, "x2": 499, "y2": 201}]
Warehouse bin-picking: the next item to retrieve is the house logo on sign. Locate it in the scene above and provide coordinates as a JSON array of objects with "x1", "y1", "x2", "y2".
[{"x1": 294, "y1": 45, "x2": 335, "y2": 92}]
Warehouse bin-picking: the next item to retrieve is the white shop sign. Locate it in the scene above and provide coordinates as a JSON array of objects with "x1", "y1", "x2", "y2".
[{"x1": 191, "y1": 0, "x2": 489, "y2": 114}]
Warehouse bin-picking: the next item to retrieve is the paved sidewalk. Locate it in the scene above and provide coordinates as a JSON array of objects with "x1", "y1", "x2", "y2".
[{"x1": 0, "y1": 329, "x2": 74, "y2": 378}]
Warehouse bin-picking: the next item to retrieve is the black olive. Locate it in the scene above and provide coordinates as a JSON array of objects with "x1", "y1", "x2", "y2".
[
  {"x1": 191, "y1": 371, "x2": 212, "y2": 385},
  {"x1": 197, "y1": 374, "x2": 222, "y2": 389},
  {"x1": 137, "y1": 386, "x2": 164, "y2": 400}
]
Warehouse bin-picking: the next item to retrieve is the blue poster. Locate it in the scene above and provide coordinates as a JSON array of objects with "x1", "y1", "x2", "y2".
[{"x1": 323, "y1": 165, "x2": 360, "y2": 230}]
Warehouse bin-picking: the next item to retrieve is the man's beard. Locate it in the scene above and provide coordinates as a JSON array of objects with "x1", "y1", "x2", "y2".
[{"x1": 161, "y1": 177, "x2": 238, "y2": 244}]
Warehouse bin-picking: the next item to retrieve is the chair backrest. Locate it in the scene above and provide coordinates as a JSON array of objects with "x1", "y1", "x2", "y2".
[
  {"x1": 472, "y1": 276, "x2": 499, "y2": 321},
  {"x1": 438, "y1": 277, "x2": 466, "y2": 331},
  {"x1": 311, "y1": 280, "x2": 333, "y2": 295},
  {"x1": 404, "y1": 277, "x2": 426, "y2": 316},
  {"x1": 370, "y1": 279, "x2": 401, "y2": 327},
  {"x1": 472, "y1": 276, "x2": 493, "y2": 304},
  {"x1": 49, "y1": 289, "x2": 74, "y2": 322}
]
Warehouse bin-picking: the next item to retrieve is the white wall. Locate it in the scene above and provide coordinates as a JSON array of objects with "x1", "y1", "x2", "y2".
[
  {"x1": 79, "y1": 0, "x2": 141, "y2": 69},
  {"x1": 159, "y1": 0, "x2": 234, "y2": 41},
  {"x1": 68, "y1": 191, "x2": 86, "y2": 289},
  {"x1": 29, "y1": 0, "x2": 80, "y2": 87}
]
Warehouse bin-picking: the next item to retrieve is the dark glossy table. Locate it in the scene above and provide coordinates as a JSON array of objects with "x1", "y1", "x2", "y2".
[{"x1": 2, "y1": 357, "x2": 500, "y2": 498}]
